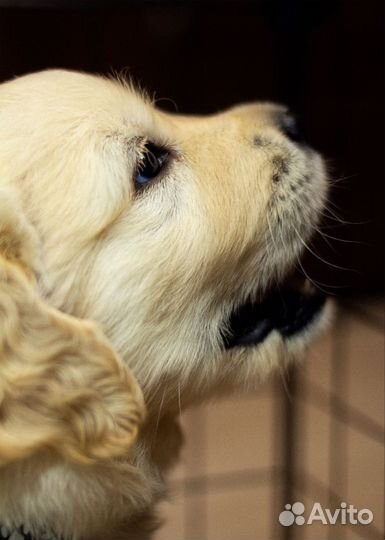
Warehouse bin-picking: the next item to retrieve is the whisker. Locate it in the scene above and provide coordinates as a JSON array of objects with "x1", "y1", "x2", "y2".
[
  {"x1": 320, "y1": 207, "x2": 355, "y2": 226},
  {"x1": 267, "y1": 213, "x2": 280, "y2": 253},
  {"x1": 317, "y1": 230, "x2": 366, "y2": 245},
  {"x1": 323, "y1": 202, "x2": 370, "y2": 226},
  {"x1": 313, "y1": 225, "x2": 335, "y2": 251},
  {"x1": 330, "y1": 172, "x2": 358, "y2": 185},
  {"x1": 294, "y1": 255, "x2": 335, "y2": 296},
  {"x1": 293, "y1": 225, "x2": 356, "y2": 273}
]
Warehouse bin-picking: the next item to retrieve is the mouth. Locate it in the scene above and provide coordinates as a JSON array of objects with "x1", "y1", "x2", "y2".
[{"x1": 223, "y1": 278, "x2": 327, "y2": 349}]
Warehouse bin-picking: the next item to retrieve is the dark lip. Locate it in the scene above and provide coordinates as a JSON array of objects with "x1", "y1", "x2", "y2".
[{"x1": 222, "y1": 282, "x2": 326, "y2": 350}]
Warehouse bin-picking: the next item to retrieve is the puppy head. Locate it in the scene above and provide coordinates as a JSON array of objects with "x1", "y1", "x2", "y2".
[{"x1": 0, "y1": 70, "x2": 331, "y2": 412}]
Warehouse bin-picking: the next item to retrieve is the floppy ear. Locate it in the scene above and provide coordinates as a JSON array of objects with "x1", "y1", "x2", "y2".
[{"x1": 0, "y1": 187, "x2": 145, "y2": 465}]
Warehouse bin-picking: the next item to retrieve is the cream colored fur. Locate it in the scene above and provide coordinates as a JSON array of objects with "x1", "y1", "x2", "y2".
[{"x1": 0, "y1": 70, "x2": 331, "y2": 539}]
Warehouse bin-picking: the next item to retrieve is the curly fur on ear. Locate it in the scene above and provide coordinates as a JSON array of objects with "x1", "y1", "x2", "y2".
[{"x1": 0, "y1": 187, "x2": 145, "y2": 465}]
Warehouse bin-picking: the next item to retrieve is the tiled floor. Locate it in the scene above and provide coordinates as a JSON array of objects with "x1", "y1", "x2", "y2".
[{"x1": 154, "y1": 298, "x2": 384, "y2": 540}]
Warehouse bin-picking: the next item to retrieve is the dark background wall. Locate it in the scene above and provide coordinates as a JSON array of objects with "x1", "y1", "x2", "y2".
[{"x1": 0, "y1": 0, "x2": 383, "y2": 295}]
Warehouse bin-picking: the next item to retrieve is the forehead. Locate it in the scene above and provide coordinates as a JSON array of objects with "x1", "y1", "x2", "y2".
[
  {"x1": 1, "y1": 70, "x2": 155, "y2": 137},
  {"x1": 3, "y1": 71, "x2": 286, "y2": 143}
]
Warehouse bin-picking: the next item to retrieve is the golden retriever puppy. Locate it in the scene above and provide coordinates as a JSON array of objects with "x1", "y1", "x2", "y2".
[{"x1": 0, "y1": 70, "x2": 331, "y2": 540}]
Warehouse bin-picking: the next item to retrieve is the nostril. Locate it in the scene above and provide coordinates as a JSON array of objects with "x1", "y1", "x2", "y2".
[{"x1": 280, "y1": 112, "x2": 306, "y2": 144}]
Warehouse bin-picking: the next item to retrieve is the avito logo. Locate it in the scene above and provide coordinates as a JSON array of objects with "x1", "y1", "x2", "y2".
[{"x1": 278, "y1": 501, "x2": 373, "y2": 527}]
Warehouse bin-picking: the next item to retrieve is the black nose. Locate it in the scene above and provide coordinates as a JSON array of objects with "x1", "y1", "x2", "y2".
[{"x1": 280, "y1": 112, "x2": 306, "y2": 144}]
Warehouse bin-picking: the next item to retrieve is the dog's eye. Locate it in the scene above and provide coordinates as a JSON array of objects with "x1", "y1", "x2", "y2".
[{"x1": 135, "y1": 142, "x2": 169, "y2": 188}]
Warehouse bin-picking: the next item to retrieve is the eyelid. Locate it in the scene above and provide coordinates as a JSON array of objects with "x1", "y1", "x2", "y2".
[
  {"x1": 137, "y1": 142, "x2": 168, "y2": 173},
  {"x1": 130, "y1": 135, "x2": 179, "y2": 181},
  {"x1": 133, "y1": 141, "x2": 173, "y2": 194},
  {"x1": 132, "y1": 136, "x2": 149, "y2": 164}
]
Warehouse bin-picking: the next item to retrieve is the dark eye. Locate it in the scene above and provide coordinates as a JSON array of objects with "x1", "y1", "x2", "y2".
[
  {"x1": 135, "y1": 142, "x2": 169, "y2": 188},
  {"x1": 280, "y1": 113, "x2": 305, "y2": 144}
]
